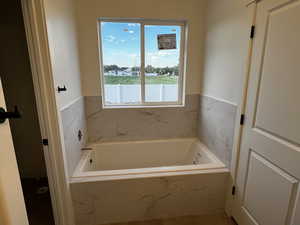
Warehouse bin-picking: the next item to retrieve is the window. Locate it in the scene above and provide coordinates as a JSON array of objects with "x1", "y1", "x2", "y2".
[{"x1": 98, "y1": 19, "x2": 186, "y2": 107}]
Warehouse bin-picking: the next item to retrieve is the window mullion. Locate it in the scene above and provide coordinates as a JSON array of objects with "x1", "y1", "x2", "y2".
[
  {"x1": 178, "y1": 24, "x2": 185, "y2": 105},
  {"x1": 140, "y1": 23, "x2": 145, "y2": 103}
]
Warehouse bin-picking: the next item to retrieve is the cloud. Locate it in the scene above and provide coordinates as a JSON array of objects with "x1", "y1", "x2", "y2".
[
  {"x1": 128, "y1": 23, "x2": 137, "y2": 27},
  {"x1": 104, "y1": 49, "x2": 177, "y2": 67},
  {"x1": 114, "y1": 39, "x2": 126, "y2": 45},
  {"x1": 104, "y1": 52, "x2": 141, "y2": 67},
  {"x1": 105, "y1": 36, "x2": 127, "y2": 45},
  {"x1": 147, "y1": 50, "x2": 178, "y2": 58},
  {"x1": 105, "y1": 35, "x2": 116, "y2": 42},
  {"x1": 123, "y1": 29, "x2": 134, "y2": 34},
  {"x1": 145, "y1": 51, "x2": 179, "y2": 67},
  {"x1": 129, "y1": 53, "x2": 138, "y2": 58},
  {"x1": 158, "y1": 51, "x2": 177, "y2": 56}
]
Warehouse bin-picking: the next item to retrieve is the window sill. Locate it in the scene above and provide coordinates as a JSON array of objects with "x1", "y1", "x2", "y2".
[{"x1": 102, "y1": 104, "x2": 185, "y2": 109}]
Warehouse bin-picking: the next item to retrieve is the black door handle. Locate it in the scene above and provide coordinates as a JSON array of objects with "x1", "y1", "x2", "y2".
[
  {"x1": 57, "y1": 85, "x2": 67, "y2": 93},
  {"x1": 0, "y1": 106, "x2": 21, "y2": 124}
]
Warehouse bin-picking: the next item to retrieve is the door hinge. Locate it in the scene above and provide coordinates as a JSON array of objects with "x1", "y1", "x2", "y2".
[
  {"x1": 42, "y1": 139, "x2": 49, "y2": 146},
  {"x1": 232, "y1": 186, "x2": 236, "y2": 196},
  {"x1": 240, "y1": 114, "x2": 245, "y2": 125},
  {"x1": 250, "y1": 25, "x2": 255, "y2": 39}
]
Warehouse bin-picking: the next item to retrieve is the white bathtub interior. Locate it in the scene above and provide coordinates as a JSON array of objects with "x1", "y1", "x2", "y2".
[{"x1": 72, "y1": 138, "x2": 227, "y2": 179}]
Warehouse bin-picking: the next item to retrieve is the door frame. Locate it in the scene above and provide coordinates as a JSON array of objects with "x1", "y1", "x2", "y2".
[
  {"x1": 20, "y1": 1, "x2": 74, "y2": 225},
  {"x1": 230, "y1": 0, "x2": 258, "y2": 181},
  {"x1": 225, "y1": 0, "x2": 258, "y2": 218}
]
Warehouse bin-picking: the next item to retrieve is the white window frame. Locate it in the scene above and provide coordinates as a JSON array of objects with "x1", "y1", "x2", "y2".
[{"x1": 98, "y1": 18, "x2": 187, "y2": 108}]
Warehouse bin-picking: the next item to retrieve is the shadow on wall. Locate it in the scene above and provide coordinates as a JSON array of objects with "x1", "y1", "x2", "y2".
[
  {"x1": 60, "y1": 97, "x2": 88, "y2": 177},
  {"x1": 199, "y1": 0, "x2": 249, "y2": 168},
  {"x1": 198, "y1": 95, "x2": 237, "y2": 168}
]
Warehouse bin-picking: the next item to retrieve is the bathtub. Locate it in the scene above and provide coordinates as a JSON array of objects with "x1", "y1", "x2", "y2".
[{"x1": 70, "y1": 138, "x2": 229, "y2": 225}]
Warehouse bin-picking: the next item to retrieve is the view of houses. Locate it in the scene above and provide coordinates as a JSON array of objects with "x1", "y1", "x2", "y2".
[
  {"x1": 104, "y1": 64, "x2": 179, "y2": 77},
  {"x1": 103, "y1": 64, "x2": 179, "y2": 103}
]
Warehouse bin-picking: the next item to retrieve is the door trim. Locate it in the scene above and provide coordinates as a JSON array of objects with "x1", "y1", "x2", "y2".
[
  {"x1": 224, "y1": 1, "x2": 258, "y2": 218},
  {"x1": 231, "y1": 2, "x2": 258, "y2": 184},
  {"x1": 21, "y1": 1, "x2": 75, "y2": 225}
]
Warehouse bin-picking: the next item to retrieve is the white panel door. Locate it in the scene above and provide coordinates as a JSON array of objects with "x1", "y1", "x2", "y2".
[
  {"x1": 0, "y1": 78, "x2": 29, "y2": 225},
  {"x1": 233, "y1": 0, "x2": 300, "y2": 225}
]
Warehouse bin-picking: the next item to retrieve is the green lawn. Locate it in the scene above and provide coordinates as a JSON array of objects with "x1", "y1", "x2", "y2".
[{"x1": 104, "y1": 75, "x2": 178, "y2": 85}]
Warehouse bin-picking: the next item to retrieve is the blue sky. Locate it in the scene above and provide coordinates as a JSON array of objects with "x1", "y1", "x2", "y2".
[{"x1": 100, "y1": 22, "x2": 181, "y2": 67}]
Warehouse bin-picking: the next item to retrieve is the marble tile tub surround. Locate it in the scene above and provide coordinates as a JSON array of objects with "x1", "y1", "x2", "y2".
[
  {"x1": 71, "y1": 172, "x2": 229, "y2": 225},
  {"x1": 198, "y1": 95, "x2": 237, "y2": 168},
  {"x1": 61, "y1": 97, "x2": 88, "y2": 177},
  {"x1": 85, "y1": 95, "x2": 200, "y2": 143}
]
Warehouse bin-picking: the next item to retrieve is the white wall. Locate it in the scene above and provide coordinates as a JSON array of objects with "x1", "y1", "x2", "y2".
[
  {"x1": 43, "y1": 0, "x2": 83, "y2": 109},
  {"x1": 42, "y1": 1, "x2": 84, "y2": 224},
  {"x1": 202, "y1": 0, "x2": 250, "y2": 104},
  {"x1": 75, "y1": 0, "x2": 206, "y2": 96}
]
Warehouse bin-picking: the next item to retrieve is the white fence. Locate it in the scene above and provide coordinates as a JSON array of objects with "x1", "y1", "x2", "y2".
[{"x1": 104, "y1": 84, "x2": 178, "y2": 103}]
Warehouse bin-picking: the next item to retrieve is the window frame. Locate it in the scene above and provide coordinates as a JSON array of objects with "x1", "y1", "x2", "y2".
[{"x1": 98, "y1": 18, "x2": 187, "y2": 108}]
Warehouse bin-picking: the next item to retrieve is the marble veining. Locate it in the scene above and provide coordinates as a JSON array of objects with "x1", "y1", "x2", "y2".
[
  {"x1": 71, "y1": 172, "x2": 229, "y2": 225},
  {"x1": 198, "y1": 95, "x2": 237, "y2": 168},
  {"x1": 68, "y1": 94, "x2": 235, "y2": 225},
  {"x1": 84, "y1": 95, "x2": 200, "y2": 143},
  {"x1": 61, "y1": 97, "x2": 87, "y2": 177},
  {"x1": 106, "y1": 213, "x2": 234, "y2": 225}
]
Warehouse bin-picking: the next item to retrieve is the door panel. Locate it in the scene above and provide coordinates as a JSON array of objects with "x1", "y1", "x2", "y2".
[
  {"x1": 233, "y1": 0, "x2": 300, "y2": 224},
  {"x1": 243, "y1": 151, "x2": 298, "y2": 225},
  {"x1": 255, "y1": 0, "x2": 300, "y2": 144},
  {"x1": 0, "y1": 79, "x2": 29, "y2": 225}
]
